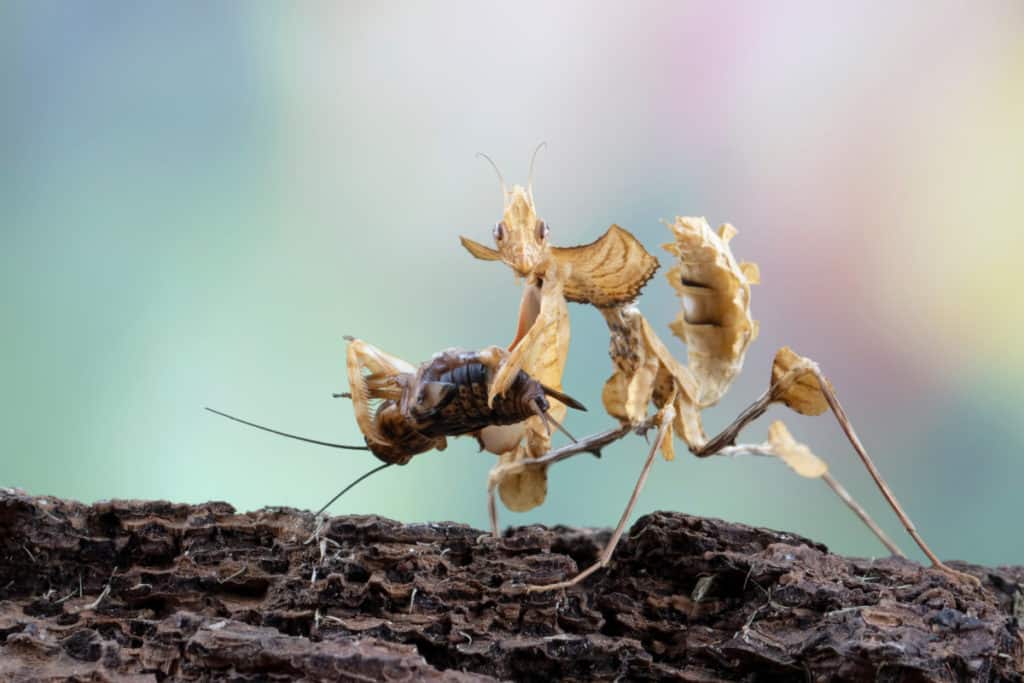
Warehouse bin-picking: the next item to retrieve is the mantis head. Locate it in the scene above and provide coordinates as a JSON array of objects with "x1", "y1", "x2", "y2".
[
  {"x1": 493, "y1": 185, "x2": 551, "y2": 276},
  {"x1": 462, "y1": 145, "x2": 553, "y2": 277}
]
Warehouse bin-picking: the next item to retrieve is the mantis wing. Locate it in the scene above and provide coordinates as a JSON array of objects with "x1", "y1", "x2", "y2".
[
  {"x1": 552, "y1": 225, "x2": 659, "y2": 307},
  {"x1": 663, "y1": 217, "x2": 759, "y2": 408},
  {"x1": 462, "y1": 226, "x2": 658, "y2": 307}
]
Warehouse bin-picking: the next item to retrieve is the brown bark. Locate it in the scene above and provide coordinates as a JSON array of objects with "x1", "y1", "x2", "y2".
[{"x1": 0, "y1": 488, "x2": 1021, "y2": 682}]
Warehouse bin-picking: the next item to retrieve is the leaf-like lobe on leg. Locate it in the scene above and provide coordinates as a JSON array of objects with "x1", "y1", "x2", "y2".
[
  {"x1": 771, "y1": 346, "x2": 833, "y2": 416},
  {"x1": 767, "y1": 420, "x2": 828, "y2": 478}
]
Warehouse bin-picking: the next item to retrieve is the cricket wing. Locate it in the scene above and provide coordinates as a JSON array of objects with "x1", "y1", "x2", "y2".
[{"x1": 551, "y1": 225, "x2": 659, "y2": 307}]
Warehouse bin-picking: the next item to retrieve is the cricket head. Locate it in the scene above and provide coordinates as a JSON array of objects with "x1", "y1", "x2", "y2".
[{"x1": 461, "y1": 145, "x2": 553, "y2": 277}]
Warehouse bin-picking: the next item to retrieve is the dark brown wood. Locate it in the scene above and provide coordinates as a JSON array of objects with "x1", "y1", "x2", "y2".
[{"x1": 1, "y1": 488, "x2": 1021, "y2": 681}]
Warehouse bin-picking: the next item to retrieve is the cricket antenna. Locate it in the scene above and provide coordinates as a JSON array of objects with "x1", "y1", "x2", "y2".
[
  {"x1": 476, "y1": 152, "x2": 508, "y2": 206},
  {"x1": 205, "y1": 407, "x2": 370, "y2": 451},
  {"x1": 531, "y1": 399, "x2": 578, "y2": 443},
  {"x1": 314, "y1": 462, "x2": 393, "y2": 517},
  {"x1": 527, "y1": 141, "x2": 547, "y2": 204}
]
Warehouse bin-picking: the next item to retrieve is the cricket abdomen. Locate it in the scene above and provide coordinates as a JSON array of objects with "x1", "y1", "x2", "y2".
[{"x1": 413, "y1": 360, "x2": 545, "y2": 437}]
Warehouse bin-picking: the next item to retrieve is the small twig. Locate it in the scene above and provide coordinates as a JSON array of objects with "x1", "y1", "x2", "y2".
[
  {"x1": 217, "y1": 565, "x2": 247, "y2": 584},
  {"x1": 408, "y1": 587, "x2": 418, "y2": 613},
  {"x1": 77, "y1": 568, "x2": 116, "y2": 613},
  {"x1": 737, "y1": 602, "x2": 767, "y2": 640},
  {"x1": 303, "y1": 515, "x2": 327, "y2": 546},
  {"x1": 22, "y1": 544, "x2": 36, "y2": 563},
  {"x1": 827, "y1": 605, "x2": 872, "y2": 617},
  {"x1": 320, "y1": 613, "x2": 345, "y2": 626}
]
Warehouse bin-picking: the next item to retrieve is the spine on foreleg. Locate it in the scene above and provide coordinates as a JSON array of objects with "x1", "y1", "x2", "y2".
[{"x1": 662, "y1": 217, "x2": 760, "y2": 408}]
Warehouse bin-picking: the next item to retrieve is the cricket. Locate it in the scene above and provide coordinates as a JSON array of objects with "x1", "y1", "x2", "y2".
[
  {"x1": 207, "y1": 337, "x2": 586, "y2": 514},
  {"x1": 210, "y1": 145, "x2": 977, "y2": 591}
]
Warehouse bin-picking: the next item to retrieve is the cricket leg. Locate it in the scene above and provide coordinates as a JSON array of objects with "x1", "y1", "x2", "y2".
[
  {"x1": 527, "y1": 407, "x2": 674, "y2": 593},
  {"x1": 810, "y1": 367, "x2": 979, "y2": 586}
]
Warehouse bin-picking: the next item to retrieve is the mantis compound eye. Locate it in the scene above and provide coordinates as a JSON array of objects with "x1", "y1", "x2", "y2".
[
  {"x1": 493, "y1": 222, "x2": 506, "y2": 242},
  {"x1": 536, "y1": 220, "x2": 549, "y2": 241}
]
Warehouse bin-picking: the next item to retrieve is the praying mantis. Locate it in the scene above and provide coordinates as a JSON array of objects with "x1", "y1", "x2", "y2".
[{"x1": 461, "y1": 146, "x2": 977, "y2": 590}]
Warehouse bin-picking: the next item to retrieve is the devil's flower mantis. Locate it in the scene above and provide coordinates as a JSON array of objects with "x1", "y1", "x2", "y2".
[{"x1": 461, "y1": 148, "x2": 977, "y2": 590}]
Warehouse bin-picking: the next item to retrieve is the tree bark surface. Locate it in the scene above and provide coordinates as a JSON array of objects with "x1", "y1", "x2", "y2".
[{"x1": 0, "y1": 488, "x2": 1021, "y2": 681}]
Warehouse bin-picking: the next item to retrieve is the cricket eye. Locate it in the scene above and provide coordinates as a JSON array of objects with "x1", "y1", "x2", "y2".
[
  {"x1": 536, "y1": 220, "x2": 549, "y2": 241},
  {"x1": 493, "y1": 222, "x2": 506, "y2": 242}
]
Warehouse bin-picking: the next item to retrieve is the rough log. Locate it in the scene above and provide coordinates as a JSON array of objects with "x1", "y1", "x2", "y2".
[{"x1": 0, "y1": 488, "x2": 1021, "y2": 681}]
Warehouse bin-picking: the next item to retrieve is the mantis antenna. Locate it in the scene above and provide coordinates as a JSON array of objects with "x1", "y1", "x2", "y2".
[
  {"x1": 527, "y1": 141, "x2": 547, "y2": 204},
  {"x1": 476, "y1": 152, "x2": 508, "y2": 206}
]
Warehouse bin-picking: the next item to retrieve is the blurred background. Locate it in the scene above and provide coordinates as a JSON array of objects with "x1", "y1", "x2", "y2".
[{"x1": 3, "y1": 2, "x2": 1022, "y2": 566}]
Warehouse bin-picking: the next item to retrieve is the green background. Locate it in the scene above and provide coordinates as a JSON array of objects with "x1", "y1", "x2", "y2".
[{"x1": 4, "y1": 2, "x2": 1022, "y2": 566}]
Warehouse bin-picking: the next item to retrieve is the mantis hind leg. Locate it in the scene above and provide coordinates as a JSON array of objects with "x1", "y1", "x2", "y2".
[
  {"x1": 525, "y1": 406, "x2": 675, "y2": 593},
  {"x1": 695, "y1": 356, "x2": 979, "y2": 586},
  {"x1": 806, "y1": 365, "x2": 979, "y2": 585}
]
